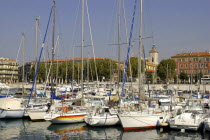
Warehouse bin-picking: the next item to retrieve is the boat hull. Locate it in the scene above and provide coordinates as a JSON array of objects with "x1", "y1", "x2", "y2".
[
  {"x1": 0, "y1": 109, "x2": 24, "y2": 118},
  {"x1": 118, "y1": 112, "x2": 168, "y2": 131},
  {"x1": 45, "y1": 112, "x2": 86, "y2": 124},
  {"x1": 169, "y1": 112, "x2": 206, "y2": 131},
  {"x1": 28, "y1": 110, "x2": 47, "y2": 121},
  {"x1": 85, "y1": 114, "x2": 120, "y2": 126}
]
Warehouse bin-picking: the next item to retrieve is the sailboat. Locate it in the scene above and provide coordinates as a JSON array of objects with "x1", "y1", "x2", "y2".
[
  {"x1": 44, "y1": 0, "x2": 87, "y2": 124},
  {"x1": 0, "y1": 34, "x2": 25, "y2": 119},
  {"x1": 26, "y1": 16, "x2": 51, "y2": 121},
  {"x1": 118, "y1": 0, "x2": 170, "y2": 131},
  {"x1": 83, "y1": 0, "x2": 120, "y2": 126},
  {"x1": 169, "y1": 99, "x2": 207, "y2": 131}
]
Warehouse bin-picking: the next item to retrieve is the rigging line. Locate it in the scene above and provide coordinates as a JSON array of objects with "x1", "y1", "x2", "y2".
[
  {"x1": 43, "y1": 35, "x2": 60, "y2": 92},
  {"x1": 121, "y1": 0, "x2": 137, "y2": 97},
  {"x1": 71, "y1": 0, "x2": 81, "y2": 54},
  {"x1": 6, "y1": 35, "x2": 23, "y2": 96},
  {"x1": 28, "y1": 5, "x2": 53, "y2": 105},
  {"x1": 86, "y1": 0, "x2": 99, "y2": 90}
]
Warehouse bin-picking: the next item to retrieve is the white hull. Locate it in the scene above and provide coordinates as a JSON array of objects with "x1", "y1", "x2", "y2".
[
  {"x1": 44, "y1": 112, "x2": 87, "y2": 124},
  {"x1": 204, "y1": 118, "x2": 210, "y2": 131},
  {"x1": 28, "y1": 110, "x2": 47, "y2": 121},
  {"x1": 0, "y1": 109, "x2": 24, "y2": 118},
  {"x1": 118, "y1": 112, "x2": 169, "y2": 131},
  {"x1": 169, "y1": 112, "x2": 205, "y2": 131},
  {"x1": 85, "y1": 114, "x2": 120, "y2": 126}
]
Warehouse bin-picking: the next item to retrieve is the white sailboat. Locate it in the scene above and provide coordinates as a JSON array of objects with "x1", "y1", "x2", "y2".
[
  {"x1": 85, "y1": 105, "x2": 120, "y2": 126},
  {"x1": 169, "y1": 99, "x2": 207, "y2": 131},
  {"x1": 0, "y1": 97, "x2": 25, "y2": 118},
  {"x1": 118, "y1": 0, "x2": 170, "y2": 131},
  {"x1": 44, "y1": 0, "x2": 87, "y2": 124},
  {"x1": 0, "y1": 34, "x2": 25, "y2": 119}
]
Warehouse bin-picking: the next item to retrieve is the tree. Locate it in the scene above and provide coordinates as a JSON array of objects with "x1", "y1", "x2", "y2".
[
  {"x1": 146, "y1": 72, "x2": 153, "y2": 83},
  {"x1": 157, "y1": 59, "x2": 176, "y2": 83},
  {"x1": 179, "y1": 72, "x2": 188, "y2": 83},
  {"x1": 87, "y1": 59, "x2": 117, "y2": 81},
  {"x1": 128, "y1": 57, "x2": 144, "y2": 78}
]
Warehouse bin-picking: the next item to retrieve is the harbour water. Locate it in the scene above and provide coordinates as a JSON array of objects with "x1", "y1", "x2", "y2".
[{"x1": 0, "y1": 119, "x2": 209, "y2": 140}]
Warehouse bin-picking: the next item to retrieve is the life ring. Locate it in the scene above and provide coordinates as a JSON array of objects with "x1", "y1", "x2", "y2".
[{"x1": 62, "y1": 106, "x2": 69, "y2": 113}]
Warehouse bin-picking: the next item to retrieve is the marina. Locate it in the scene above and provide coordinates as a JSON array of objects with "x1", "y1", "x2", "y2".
[{"x1": 0, "y1": 0, "x2": 210, "y2": 139}]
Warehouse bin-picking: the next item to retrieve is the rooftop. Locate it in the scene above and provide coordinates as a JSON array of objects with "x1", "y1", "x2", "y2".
[
  {"x1": 171, "y1": 51, "x2": 210, "y2": 58},
  {"x1": 0, "y1": 57, "x2": 16, "y2": 62}
]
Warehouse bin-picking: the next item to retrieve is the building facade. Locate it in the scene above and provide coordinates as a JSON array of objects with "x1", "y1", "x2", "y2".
[
  {"x1": 171, "y1": 52, "x2": 210, "y2": 76},
  {"x1": 0, "y1": 57, "x2": 19, "y2": 83},
  {"x1": 149, "y1": 45, "x2": 159, "y2": 66}
]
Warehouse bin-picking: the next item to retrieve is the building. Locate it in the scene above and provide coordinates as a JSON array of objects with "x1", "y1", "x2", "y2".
[
  {"x1": 171, "y1": 51, "x2": 210, "y2": 76},
  {"x1": 149, "y1": 44, "x2": 159, "y2": 66},
  {"x1": 0, "y1": 57, "x2": 19, "y2": 83}
]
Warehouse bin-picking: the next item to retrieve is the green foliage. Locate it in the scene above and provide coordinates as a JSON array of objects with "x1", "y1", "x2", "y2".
[
  {"x1": 157, "y1": 59, "x2": 176, "y2": 82},
  {"x1": 146, "y1": 72, "x2": 153, "y2": 83},
  {"x1": 28, "y1": 59, "x2": 117, "y2": 83},
  {"x1": 179, "y1": 72, "x2": 188, "y2": 83},
  {"x1": 128, "y1": 57, "x2": 144, "y2": 78}
]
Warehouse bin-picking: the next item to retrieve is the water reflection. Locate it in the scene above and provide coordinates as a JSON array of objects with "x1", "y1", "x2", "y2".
[
  {"x1": 86, "y1": 126, "x2": 123, "y2": 139},
  {"x1": 159, "y1": 130, "x2": 210, "y2": 140},
  {"x1": 0, "y1": 119, "x2": 25, "y2": 140},
  {"x1": 0, "y1": 119, "x2": 210, "y2": 140},
  {"x1": 122, "y1": 128, "x2": 161, "y2": 140},
  {"x1": 47, "y1": 123, "x2": 87, "y2": 139}
]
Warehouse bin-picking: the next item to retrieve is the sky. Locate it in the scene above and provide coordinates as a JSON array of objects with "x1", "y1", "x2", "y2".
[{"x1": 0, "y1": 0, "x2": 210, "y2": 64}]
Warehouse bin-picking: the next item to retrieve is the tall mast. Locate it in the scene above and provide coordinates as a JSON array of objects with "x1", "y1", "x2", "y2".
[
  {"x1": 22, "y1": 33, "x2": 25, "y2": 95},
  {"x1": 117, "y1": 0, "x2": 121, "y2": 91},
  {"x1": 51, "y1": 0, "x2": 56, "y2": 93},
  {"x1": 81, "y1": 0, "x2": 84, "y2": 101},
  {"x1": 138, "y1": 0, "x2": 143, "y2": 109},
  {"x1": 66, "y1": 58, "x2": 68, "y2": 84},
  {"x1": 72, "y1": 47, "x2": 75, "y2": 82},
  {"x1": 56, "y1": 34, "x2": 60, "y2": 86},
  {"x1": 34, "y1": 16, "x2": 39, "y2": 96}
]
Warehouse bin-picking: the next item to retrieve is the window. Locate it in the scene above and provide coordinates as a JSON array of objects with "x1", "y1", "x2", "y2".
[
  {"x1": 208, "y1": 70, "x2": 210, "y2": 74},
  {"x1": 190, "y1": 64, "x2": 193, "y2": 68},
  {"x1": 195, "y1": 64, "x2": 198, "y2": 68},
  {"x1": 185, "y1": 64, "x2": 188, "y2": 68},
  {"x1": 194, "y1": 58, "x2": 198, "y2": 61},
  {"x1": 205, "y1": 58, "x2": 209, "y2": 61},
  {"x1": 205, "y1": 64, "x2": 208, "y2": 68},
  {"x1": 185, "y1": 58, "x2": 188, "y2": 62}
]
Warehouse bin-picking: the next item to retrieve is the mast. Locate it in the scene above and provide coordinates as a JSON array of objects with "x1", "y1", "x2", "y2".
[
  {"x1": 72, "y1": 47, "x2": 75, "y2": 82},
  {"x1": 138, "y1": 0, "x2": 143, "y2": 109},
  {"x1": 22, "y1": 33, "x2": 25, "y2": 95},
  {"x1": 66, "y1": 58, "x2": 68, "y2": 84},
  {"x1": 51, "y1": 0, "x2": 56, "y2": 94},
  {"x1": 81, "y1": 0, "x2": 84, "y2": 102},
  {"x1": 87, "y1": 53, "x2": 90, "y2": 88},
  {"x1": 117, "y1": 0, "x2": 121, "y2": 92},
  {"x1": 34, "y1": 16, "x2": 39, "y2": 96}
]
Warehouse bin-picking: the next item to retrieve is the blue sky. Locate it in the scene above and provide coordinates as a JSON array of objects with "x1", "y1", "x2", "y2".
[{"x1": 0, "y1": 0, "x2": 210, "y2": 64}]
